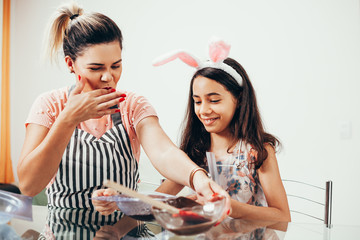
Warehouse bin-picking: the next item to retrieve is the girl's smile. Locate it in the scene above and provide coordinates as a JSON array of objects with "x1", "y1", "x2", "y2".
[{"x1": 192, "y1": 76, "x2": 237, "y2": 136}]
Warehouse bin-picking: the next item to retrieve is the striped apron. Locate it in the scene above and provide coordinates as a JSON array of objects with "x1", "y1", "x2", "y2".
[
  {"x1": 47, "y1": 85, "x2": 139, "y2": 208},
  {"x1": 47, "y1": 107, "x2": 139, "y2": 209},
  {"x1": 42, "y1": 87, "x2": 156, "y2": 239}
]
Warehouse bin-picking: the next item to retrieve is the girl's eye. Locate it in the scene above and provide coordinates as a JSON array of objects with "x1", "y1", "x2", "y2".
[
  {"x1": 210, "y1": 99, "x2": 220, "y2": 103},
  {"x1": 112, "y1": 65, "x2": 121, "y2": 69}
]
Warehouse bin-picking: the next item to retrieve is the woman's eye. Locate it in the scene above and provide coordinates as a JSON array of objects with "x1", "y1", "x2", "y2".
[
  {"x1": 112, "y1": 65, "x2": 121, "y2": 69},
  {"x1": 210, "y1": 99, "x2": 220, "y2": 103},
  {"x1": 89, "y1": 67, "x2": 102, "y2": 71}
]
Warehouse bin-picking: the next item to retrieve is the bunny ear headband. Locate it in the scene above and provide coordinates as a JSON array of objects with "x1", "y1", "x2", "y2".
[{"x1": 152, "y1": 38, "x2": 243, "y2": 86}]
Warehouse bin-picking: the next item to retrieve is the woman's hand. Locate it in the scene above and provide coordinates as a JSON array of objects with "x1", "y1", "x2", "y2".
[
  {"x1": 192, "y1": 171, "x2": 232, "y2": 223},
  {"x1": 92, "y1": 188, "x2": 119, "y2": 216},
  {"x1": 64, "y1": 76, "x2": 126, "y2": 124}
]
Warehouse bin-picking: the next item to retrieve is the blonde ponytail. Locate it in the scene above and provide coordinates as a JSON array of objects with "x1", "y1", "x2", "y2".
[
  {"x1": 42, "y1": 2, "x2": 122, "y2": 64},
  {"x1": 43, "y1": 2, "x2": 84, "y2": 62}
]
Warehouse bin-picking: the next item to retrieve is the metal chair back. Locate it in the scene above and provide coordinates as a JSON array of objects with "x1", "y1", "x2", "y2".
[{"x1": 282, "y1": 179, "x2": 332, "y2": 228}]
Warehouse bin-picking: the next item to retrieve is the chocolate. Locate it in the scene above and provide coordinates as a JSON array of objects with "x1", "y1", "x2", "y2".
[{"x1": 164, "y1": 196, "x2": 201, "y2": 208}]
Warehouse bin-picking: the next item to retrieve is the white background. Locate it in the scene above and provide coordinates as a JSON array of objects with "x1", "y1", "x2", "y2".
[{"x1": 3, "y1": 0, "x2": 360, "y2": 225}]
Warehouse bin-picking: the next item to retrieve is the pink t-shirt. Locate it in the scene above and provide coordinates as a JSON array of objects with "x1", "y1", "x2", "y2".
[{"x1": 25, "y1": 86, "x2": 157, "y2": 162}]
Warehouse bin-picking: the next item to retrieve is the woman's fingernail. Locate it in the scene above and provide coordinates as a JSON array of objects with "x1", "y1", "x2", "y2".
[
  {"x1": 120, "y1": 93, "x2": 126, "y2": 97},
  {"x1": 115, "y1": 109, "x2": 120, "y2": 113},
  {"x1": 214, "y1": 222, "x2": 220, "y2": 227},
  {"x1": 110, "y1": 89, "x2": 116, "y2": 92},
  {"x1": 78, "y1": 75, "x2": 81, "y2": 81},
  {"x1": 227, "y1": 209, "x2": 230, "y2": 215},
  {"x1": 119, "y1": 97, "x2": 125, "y2": 102},
  {"x1": 212, "y1": 192, "x2": 219, "y2": 197}
]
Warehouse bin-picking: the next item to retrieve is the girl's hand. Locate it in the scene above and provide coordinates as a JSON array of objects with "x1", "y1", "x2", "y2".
[
  {"x1": 92, "y1": 188, "x2": 119, "y2": 216},
  {"x1": 64, "y1": 76, "x2": 126, "y2": 124},
  {"x1": 192, "y1": 172, "x2": 232, "y2": 223}
]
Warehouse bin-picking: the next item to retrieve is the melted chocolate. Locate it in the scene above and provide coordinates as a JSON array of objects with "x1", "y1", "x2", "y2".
[{"x1": 164, "y1": 196, "x2": 200, "y2": 208}]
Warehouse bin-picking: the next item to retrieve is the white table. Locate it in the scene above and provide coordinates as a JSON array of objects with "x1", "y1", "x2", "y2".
[{"x1": 7, "y1": 205, "x2": 360, "y2": 239}]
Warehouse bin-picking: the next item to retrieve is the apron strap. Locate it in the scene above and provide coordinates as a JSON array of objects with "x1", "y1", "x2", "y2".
[{"x1": 68, "y1": 85, "x2": 122, "y2": 126}]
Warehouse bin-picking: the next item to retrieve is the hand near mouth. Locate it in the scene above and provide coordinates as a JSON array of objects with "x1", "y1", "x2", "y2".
[{"x1": 63, "y1": 76, "x2": 126, "y2": 124}]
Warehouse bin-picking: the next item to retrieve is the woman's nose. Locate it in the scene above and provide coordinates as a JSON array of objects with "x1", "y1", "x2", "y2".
[{"x1": 101, "y1": 71, "x2": 113, "y2": 82}]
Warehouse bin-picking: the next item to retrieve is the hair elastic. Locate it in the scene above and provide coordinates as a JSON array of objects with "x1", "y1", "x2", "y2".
[
  {"x1": 70, "y1": 14, "x2": 79, "y2": 20},
  {"x1": 152, "y1": 37, "x2": 243, "y2": 86}
]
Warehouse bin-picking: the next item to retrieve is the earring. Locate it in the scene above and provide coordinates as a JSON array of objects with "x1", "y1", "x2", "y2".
[{"x1": 69, "y1": 68, "x2": 74, "y2": 73}]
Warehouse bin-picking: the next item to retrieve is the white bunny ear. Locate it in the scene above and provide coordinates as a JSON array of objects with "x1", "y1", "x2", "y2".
[
  {"x1": 208, "y1": 38, "x2": 231, "y2": 63},
  {"x1": 152, "y1": 50, "x2": 201, "y2": 68}
]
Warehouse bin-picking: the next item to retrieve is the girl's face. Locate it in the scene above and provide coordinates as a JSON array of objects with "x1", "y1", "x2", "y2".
[
  {"x1": 192, "y1": 76, "x2": 237, "y2": 136},
  {"x1": 67, "y1": 41, "x2": 122, "y2": 92}
]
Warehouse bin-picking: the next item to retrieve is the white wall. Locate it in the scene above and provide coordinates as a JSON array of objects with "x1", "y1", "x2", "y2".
[{"x1": 9, "y1": 0, "x2": 360, "y2": 225}]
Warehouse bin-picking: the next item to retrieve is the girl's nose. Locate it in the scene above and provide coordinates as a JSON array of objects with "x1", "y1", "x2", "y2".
[
  {"x1": 199, "y1": 103, "x2": 211, "y2": 114},
  {"x1": 101, "y1": 72, "x2": 114, "y2": 82}
]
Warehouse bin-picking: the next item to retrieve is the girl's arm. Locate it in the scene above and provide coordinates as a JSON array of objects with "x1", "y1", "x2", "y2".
[
  {"x1": 154, "y1": 179, "x2": 184, "y2": 196},
  {"x1": 229, "y1": 145, "x2": 291, "y2": 222}
]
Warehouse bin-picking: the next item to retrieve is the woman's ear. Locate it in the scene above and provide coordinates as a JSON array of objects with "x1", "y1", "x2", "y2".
[{"x1": 65, "y1": 56, "x2": 75, "y2": 73}]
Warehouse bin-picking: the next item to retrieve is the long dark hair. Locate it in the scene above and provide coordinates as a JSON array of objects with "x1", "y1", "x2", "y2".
[{"x1": 180, "y1": 58, "x2": 280, "y2": 169}]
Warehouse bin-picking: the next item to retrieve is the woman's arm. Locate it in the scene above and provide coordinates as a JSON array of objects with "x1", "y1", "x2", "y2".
[
  {"x1": 136, "y1": 116, "x2": 199, "y2": 187},
  {"x1": 136, "y1": 116, "x2": 231, "y2": 221},
  {"x1": 18, "y1": 116, "x2": 77, "y2": 196},
  {"x1": 18, "y1": 80, "x2": 125, "y2": 196},
  {"x1": 229, "y1": 145, "x2": 291, "y2": 222}
]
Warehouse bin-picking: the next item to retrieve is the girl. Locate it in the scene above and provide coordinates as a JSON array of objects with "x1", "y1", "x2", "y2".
[{"x1": 152, "y1": 39, "x2": 291, "y2": 222}]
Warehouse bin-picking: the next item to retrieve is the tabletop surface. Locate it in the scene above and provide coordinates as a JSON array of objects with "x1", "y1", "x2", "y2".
[{"x1": 4, "y1": 205, "x2": 360, "y2": 240}]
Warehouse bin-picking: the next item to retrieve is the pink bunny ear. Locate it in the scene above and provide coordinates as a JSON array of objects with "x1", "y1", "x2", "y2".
[
  {"x1": 152, "y1": 50, "x2": 200, "y2": 68},
  {"x1": 209, "y1": 39, "x2": 231, "y2": 63}
]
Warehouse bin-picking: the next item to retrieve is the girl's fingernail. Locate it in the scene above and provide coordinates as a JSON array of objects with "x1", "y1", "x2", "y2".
[
  {"x1": 78, "y1": 75, "x2": 81, "y2": 81},
  {"x1": 120, "y1": 94, "x2": 126, "y2": 97},
  {"x1": 227, "y1": 209, "x2": 230, "y2": 215},
  {"x1": 212, "y1": 192, "x2": 219, "y2": 197},
  {"x1": 110, "y1": 89, "x2": 116, "y2": 92},
  {"x1": 214, "y1": 222, "x2": 220, "y2": 227},
  {"x1": 119, "y1": 97, "x2": 125, "y2": 102},
  {"x1": 115, "y1": 109, "x2": 120, "y2": 113}
]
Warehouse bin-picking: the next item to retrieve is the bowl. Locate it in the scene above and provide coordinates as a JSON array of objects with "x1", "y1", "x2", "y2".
[
  {"x1": 0, "y1": 191, "x2": 22, "y2": 224},
  {"x1": 92, "y1": 191, "x2": 175, "y2": 221},
  {"x1": 152, "y1": 196, "x2": 226, "y2": 236}
]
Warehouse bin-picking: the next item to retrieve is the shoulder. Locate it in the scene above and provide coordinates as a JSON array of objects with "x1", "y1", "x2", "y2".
[
  {"x1": 121, "y1": 91, "x2": 151, "y2": 105},
  {"x1": 26, "y1": 86, "x2": 69, "y2": 128},
  {"x1": 258, "y1": 144, "x2": 279, "y2": 174},
  {"x1": 119, "y1": 90, "x2": 157, "y2": 121},
  {"x1": 35, "y1": 86, "x2": 69, "y2": 104}
]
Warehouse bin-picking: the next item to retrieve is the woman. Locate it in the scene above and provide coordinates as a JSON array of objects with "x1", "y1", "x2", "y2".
[
  {"x1": 152, "y1": 39, "x2": 291, "y2": 222},
  {"x1": 17, "y1": 2, "x2": 230, "y2": 236}
]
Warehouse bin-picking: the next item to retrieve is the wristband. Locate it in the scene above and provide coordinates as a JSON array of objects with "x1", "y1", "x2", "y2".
[{"x1": 189, "y1": 167, "x2": 209, "y2": 190}]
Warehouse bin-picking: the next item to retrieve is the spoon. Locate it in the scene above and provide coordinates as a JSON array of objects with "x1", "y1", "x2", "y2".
[{"x1": 103, "y1": 180, "x2": 210, "y2": 223}]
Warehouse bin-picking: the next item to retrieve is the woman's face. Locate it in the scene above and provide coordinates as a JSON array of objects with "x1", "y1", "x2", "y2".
[
  {"x1": 192, "y1": 76, "x2": 237, "y2": 136},
  {"x1": 69, "y1": 41, "x2": 122, "y2": 92}
]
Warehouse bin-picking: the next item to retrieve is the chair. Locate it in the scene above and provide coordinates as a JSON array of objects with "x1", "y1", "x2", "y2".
[{"x1": 282, "y1": 179, "x2": 333, "y2": 228}]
